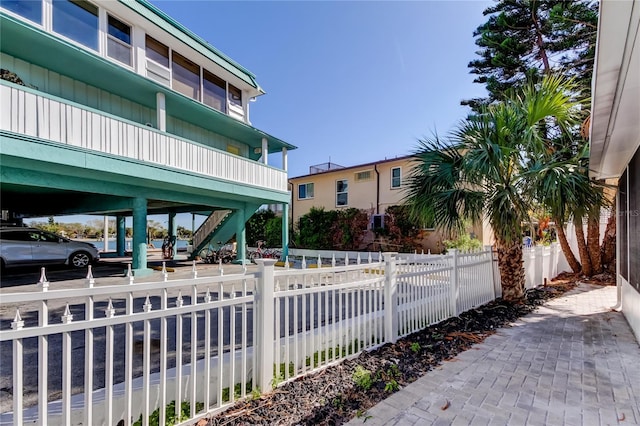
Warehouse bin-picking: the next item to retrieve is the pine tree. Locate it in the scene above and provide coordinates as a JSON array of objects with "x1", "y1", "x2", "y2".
[{"x1": 463, "y1": 0, "x2": 598, "y2": 111}]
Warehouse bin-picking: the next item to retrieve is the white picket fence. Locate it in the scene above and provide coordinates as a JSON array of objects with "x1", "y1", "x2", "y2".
[
  {"x1": 1, "y1": 246, "x2": 550, "y2": 426},
  {"x1": 522, "y1": 243, "x2": 561, "y2": 289}
]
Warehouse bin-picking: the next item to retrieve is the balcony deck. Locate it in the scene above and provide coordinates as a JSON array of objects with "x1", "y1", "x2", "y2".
[{"x1": 0, "y1": 82, "x2": 288, "y2": 193}]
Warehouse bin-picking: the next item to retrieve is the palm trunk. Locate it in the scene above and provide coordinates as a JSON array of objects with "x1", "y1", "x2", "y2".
[
  {"x1": 496, "y1": 238, "x2": 525, "y2": 301},
  {"x1": 600, "y1": 199, "x2": 616, "y2": 272},
  {"x1": 555, "y1": 219, "x2": 581, "y2": 273},
  {"x1": 587, "y1": 214, "x2": 602, "y2": 275},
  {"x1": 574, "y1": 215, "x2": 592, "y2": 276}
]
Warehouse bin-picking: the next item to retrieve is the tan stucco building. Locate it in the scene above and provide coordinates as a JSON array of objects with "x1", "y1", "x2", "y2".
[{"x1": 289, "y1": 156, "x2": 486, "y2": 253}]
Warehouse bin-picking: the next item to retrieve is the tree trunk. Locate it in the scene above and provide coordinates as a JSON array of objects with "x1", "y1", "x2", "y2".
[
  {"x1": 496, "y1": 238, "x2": 525, "y2": 302},
  {"x1": 587, "y1": 214, "x2": 602, "y2": 275},
  {"x1": 555, "y1": 219, "x2": 581, "y2": 273},
  {"x1": 574, "y1": 215, "x2": 592, "y2": 276},
  {"x1": 600, "y1": 199, "x2": 616, "y2": 272}
]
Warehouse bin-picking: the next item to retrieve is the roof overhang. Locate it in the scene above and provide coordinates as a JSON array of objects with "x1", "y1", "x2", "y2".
[{"x1": 589, "y1": 0, "x2": 640, "y2": 179}]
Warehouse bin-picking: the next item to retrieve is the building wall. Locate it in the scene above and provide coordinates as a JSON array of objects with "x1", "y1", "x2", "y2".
[
  {"x1": 290, "y1": 157, "x2": 412, "y2": 222},
  {"x1": 619, "y1": 146, "x2": 640, "y2": 342},
  {"x1": 1, "y1": 52, "x2": 249, "y2": 157}
]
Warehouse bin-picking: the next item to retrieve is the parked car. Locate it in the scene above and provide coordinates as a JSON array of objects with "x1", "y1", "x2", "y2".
[{"x1": 0, "y1": 227, "x2": 100, "y2": 269}]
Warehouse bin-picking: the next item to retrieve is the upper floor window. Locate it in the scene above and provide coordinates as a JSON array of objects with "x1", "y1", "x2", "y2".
[
  {"x1": 355, "y1": 170, "x2": 372, "y2": 182},
  {"x1": 298, "y1": 183, "x2": 314, "y2": 200},
  {"x1": 172, "y1": 52, "x2": 200, "y2": 101},
  {"x1": 204, "y1": 70, "x2": 227, "y2": 113},
  {"x1": 229, "y1": 84, "x2": 242, "y2": 107},
  {"x1": 52, "y1": 0, "x2": 99, "y2": 51},
  {"x1": 391, "y1": 167, "x2": 401, "y2": 188},
  {"x1": 2, "y1": 0, "x2": 42, "y2": 24},
  {"x1": 336, "y1": 180, "x2": 348, "y2": 206},
  {"x1": 107, "y1": 15, "x2": 131, "y2": 66},
  {"x1": 146, "y1": 35, "x2": 169, "y2": 68}
]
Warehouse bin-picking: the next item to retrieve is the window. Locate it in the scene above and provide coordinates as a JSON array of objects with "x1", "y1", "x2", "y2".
[
  {"x1": 229, "y1": 84, "x2": 242, "y2": 107},
  {"x1": 107, "y1": 15, "x2": 131, "y2": 66},
  {"x1": 203, "y1": 70, "x2": 227, "y2": 113},
  {"x1": 172, "y1": 52, "x2": 200, "y2": 100},
  {"x1": 52, "y1": 0, "x2": 99, "y2": 51},
  {"x1": 1, "y1": 0, "x2": 42, "y2": 24},
  {"x1": 298, "y1": 183, "x2": 314, "y2": 200},
  {"x1": 371, "y1": 214, "x2": 384, "y2": 230},
  {"x1": 391, "y1": 167, "x2": 401, "y2": 188},
  {"x1": 146, "y1": 35, "x2": 169, "y2": 67},
  {"x1": 336, "y1": 180, "x2": 348, "y2": 206},
  {"x1": 355, "y1": 170, "x2": 372, "y2": 182}
]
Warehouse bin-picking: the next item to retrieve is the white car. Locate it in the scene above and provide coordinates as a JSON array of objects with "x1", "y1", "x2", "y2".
[{"x1": 0, "y1": 227, "x2": 100, "y2": 269}]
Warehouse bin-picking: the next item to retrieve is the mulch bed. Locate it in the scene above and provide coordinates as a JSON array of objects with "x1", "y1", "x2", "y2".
[{"x1": 201, "y1": 274, "x2": 580, "y2": 426}]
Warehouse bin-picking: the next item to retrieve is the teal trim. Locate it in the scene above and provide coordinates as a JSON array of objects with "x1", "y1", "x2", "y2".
[
  {"x1": 121, "y1": 0, "x2": 262, "y2": 92},
  {"x1": 1, "y1": 132, "x2": 291, "y2": 204},
  {"x1": 0, "y1": 17, "x2": 296, "y2": 152}
]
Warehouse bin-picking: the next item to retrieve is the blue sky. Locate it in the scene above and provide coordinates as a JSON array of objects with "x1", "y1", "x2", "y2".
[
  {"x1": 153, "y1": 0, "x2": 492, "y2": 176},
  {"x1": 38, "y1": 0, "x2": 492, "y2": 229}
]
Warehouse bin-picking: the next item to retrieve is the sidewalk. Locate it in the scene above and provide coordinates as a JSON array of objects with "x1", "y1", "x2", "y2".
[{"x1": 346, "y1": 284, "x2": 640, "y2": 426}]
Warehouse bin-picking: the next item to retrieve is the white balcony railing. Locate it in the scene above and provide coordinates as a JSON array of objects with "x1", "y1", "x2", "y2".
[{"x1": 0, "y1": 83, "x2": 287, "y2": 192}]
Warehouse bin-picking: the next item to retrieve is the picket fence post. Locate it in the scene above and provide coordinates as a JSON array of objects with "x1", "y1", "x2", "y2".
[
  {"x1": 535, "y1": 245, "x2": 544, "y2": 287},
  {"x1": 383, "y1": 252, "x2": 398, "y2": 344},
  {"x1": 484, "y1": 245, "x2": 496, "y2": 299},
  {"x1": 449, "y1": 249, "x2": 459, "y2": 316},
  {"x1": 254, "y1": 259, "x2": 277, "y2": 392}
]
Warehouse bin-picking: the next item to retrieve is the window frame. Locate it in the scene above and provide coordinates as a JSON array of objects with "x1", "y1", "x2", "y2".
[
  {"x1": 391, "y1": 166, "x2": 402, "y2": 189},
  {"x1": 355, "y1": 170, "x2": 373, "y2": 182},
  {"x1": 171, "y1": 51, "x2": 201, "y2": 101},
  {"x1": 0, "y1": 0, "x2": 44, "y2": 25},
  {"x1": 336, "y1": 179, "x2": 348, "y2": 207},
  {"x1": 51, "y1": 0, "x2": 100, "y2": 52},
  {"x1": 106, "y1": 13, "x2": 133, "y2": 67},
  {"x1": 298, "y1": 182, "x2": 314, "y2": 200}
]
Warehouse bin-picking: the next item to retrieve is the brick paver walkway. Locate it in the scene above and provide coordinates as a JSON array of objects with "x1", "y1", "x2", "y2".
[{"x1": 346, "y1": 283, "x2": 640, "y2": 426}]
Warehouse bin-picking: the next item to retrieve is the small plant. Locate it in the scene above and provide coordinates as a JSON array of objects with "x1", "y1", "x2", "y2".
[
  {"x1": 250, "y1": 387, "x2": 261, "y2": 400},
  {"x1": 387, "y1": 363, "x2": 400, "y2": 378},
  {"x1": 352, "y1": 365, "x2": 373, "y2": 391},
  {"x1": 356, "y1": 409, "x2": 373, "y2": 421},
  {"x1": 271, "y1": 372, "x2": 284, "y2": 389},
  {"x1": 133, "y1": 400, "x2": 204, "y2": 426},
  {"x1": 332, "y1": 394, "x2": 345, "y2": 409},
  {"x1": 384, "y1": 379, "x2": 399, "y2": 393},
  {"x1": 410, "y1": 342, "x2": 421, "y2": 353}
]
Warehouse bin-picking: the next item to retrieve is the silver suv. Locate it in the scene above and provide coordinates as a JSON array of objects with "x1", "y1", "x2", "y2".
[{"x1": 0, "y1": 227, "x2": 100, "y2": 269}]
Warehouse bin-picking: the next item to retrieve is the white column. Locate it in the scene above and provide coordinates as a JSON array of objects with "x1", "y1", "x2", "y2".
[
  {"x1": 132, "y1": 25, "x2": 147, "y2": 75},
  {"x1": 282, "y1": 147, "x2": 288, "y2": 172},
  {"x1": 383, "y1": 252, "x2": 398, "y2": 343},
  {"x1": 103, "y1": 216, "x2": 109, "y2": 253},
  {"x1": 254, "y1": 259, "x2": 277, "y2": 391},
  {"x1": 156, "y1": 92, "x2": 166, "y2": 131},
  {"x1": 261, "y1": 137, "x2": 268, "y2": 165}
]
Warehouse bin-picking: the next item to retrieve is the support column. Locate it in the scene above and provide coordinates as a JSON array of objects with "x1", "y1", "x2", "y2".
[
  {"x1": 116, "y1": 216, "x2": 126, "y2": 256},
  {"x1": 261, "y1": 137, "x2": 268, "y2": 165},
  {"x1": 132, "y1": 197, "x2": 152, "y2": 276},
  {"x1": 157, "y1": 92, "x2": 166, "y2": 132},
  {"x1": 103, "y1": 216, "x2": 109, "y2": 253},
  {"x1": 281, "y1": 203, "x2": 289, "y2": 260},
  {"x1": 235, "y1": 208, "x2": 246, "y2": 264},
  {"x1": 168, "y1": 211, "x2": 177, "y2": 260},
  {"x1": 282, "y1": 147, "x2": 288, "y2": 172}
]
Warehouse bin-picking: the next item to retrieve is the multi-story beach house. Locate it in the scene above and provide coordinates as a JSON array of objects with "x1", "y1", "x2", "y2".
[{"x1": 0, "y1": 0, "x2": 295, "y2": 273}]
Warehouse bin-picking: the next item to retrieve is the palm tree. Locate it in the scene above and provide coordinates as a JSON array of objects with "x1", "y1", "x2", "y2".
[{"x1": 405, "y1": 75, "x2": 583, "y2": 301}]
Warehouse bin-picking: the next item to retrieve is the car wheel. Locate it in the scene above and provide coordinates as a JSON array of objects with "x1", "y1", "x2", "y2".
[{"x1": 70, "y1": 251, "x2": 92, "y2": 268}]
